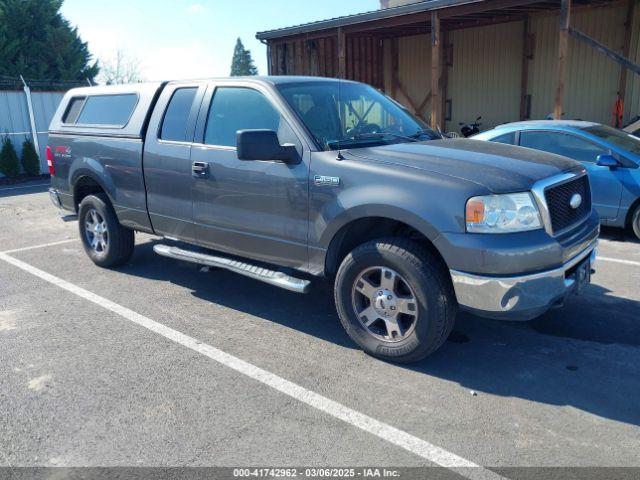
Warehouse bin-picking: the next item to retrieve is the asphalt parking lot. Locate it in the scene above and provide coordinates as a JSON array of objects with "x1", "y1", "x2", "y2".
[{"x1": 1, "y1": 181, "x2": 639, "y2": 478}]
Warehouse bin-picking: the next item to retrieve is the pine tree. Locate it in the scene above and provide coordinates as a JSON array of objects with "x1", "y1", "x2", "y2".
[
  {"x1": 0, "y1": 137, "x2": 20, "y2": 178},
  {"x1": 230, "y1": 38, "x2": 258, "y2": 76},
  {"x1": 21, "y1": 139, "x2": 40, "y2": 176},
  {"x1": 0, "y1": 0, "x2": 99, "y2": 82}
]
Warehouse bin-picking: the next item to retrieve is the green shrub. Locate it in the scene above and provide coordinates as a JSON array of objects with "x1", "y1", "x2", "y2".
[
  {"x1": 21, "y1": 139, "x2": 40, "y2": 176},
  {"x1": 0, "y1": 136, "x2": 20, "y2": 178}
]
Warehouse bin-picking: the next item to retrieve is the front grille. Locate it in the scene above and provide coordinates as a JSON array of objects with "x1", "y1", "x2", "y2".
[{"x1": 544, "y1": 175, "x2": 591, "y2": 233}]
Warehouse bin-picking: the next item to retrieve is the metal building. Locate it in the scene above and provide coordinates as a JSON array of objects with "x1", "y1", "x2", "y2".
[{"x1": 256, "y1": 0, "x2": 640, "y2": 134}]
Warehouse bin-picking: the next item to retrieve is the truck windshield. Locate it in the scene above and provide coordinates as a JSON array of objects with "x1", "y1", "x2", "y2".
[{"x1": 277, "y1": 81, "x2": 440, "y2": 151}]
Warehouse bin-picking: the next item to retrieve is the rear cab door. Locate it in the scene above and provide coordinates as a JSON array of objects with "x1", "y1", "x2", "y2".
[
  {"x1": 189, "y1": 80, "x2": 311, "y2": 270},
  {"x1": 143, "y1": 81, "x2": 207, "y2": 242}
]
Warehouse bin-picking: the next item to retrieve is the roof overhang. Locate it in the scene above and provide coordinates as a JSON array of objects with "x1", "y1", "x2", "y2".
[
  {"x1": 256, "y1": 0, "x2": 615, "y2": 41},
  {"x1": 256, "y1": 0, "x2": 484, "y2": 40}
]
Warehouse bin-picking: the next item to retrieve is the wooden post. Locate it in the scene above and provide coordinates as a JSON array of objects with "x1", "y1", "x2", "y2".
[
  {"x1": 338, "y1": 27, "x2": 346, "y2": 79},
  {"x1": 431, "y1": 11, "x2": 441, "y2": 130},
  {"x1": 519, "y1": 16, "x2": 530, "y2": 120},
  {"x1": 554, "y1": 0, "x2": 571, "y2": 120},
  {"x1": 618, "y1": 0, "x2": 636, "y2": 109},
  {"x1": 391, "y1": 37, "x2": 399, "y2": 99},
  {"x1": 269, "y1": 43, "x2": 278, "y2": 75},
  {"x1": 441, "y1": 30, "x2": 449, "y2": 130}
]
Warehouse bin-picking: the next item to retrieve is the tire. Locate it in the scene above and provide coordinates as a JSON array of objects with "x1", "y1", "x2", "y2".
[
  {"x1": 78, "y1": 193, "x2": 134, "y2": 268},
  {"x1": 334, "y1": 238, "x2": 456, "y2": 363},
  {"x1": 631, "y1": 204, "x2": 640, "y2": 241}
]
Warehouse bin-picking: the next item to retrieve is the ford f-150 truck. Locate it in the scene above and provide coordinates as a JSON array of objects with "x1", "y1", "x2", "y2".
[{"x1": 47, "y1": 77, "x2": 599, "y2": 363}]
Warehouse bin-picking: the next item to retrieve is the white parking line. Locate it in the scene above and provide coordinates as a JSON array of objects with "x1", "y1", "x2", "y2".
[
  {"x1": 598, "y1": 256, "x2": 640, "y2": 268},
  {"x1": 0, "y1": 183, "x2": 50, "y2": 192},
  {"x1": 0, "y1": 239, "x2": 77, "y2": 255},
  {"x1": 0, "y1": 250, "x2": 502, "y2": 480}
]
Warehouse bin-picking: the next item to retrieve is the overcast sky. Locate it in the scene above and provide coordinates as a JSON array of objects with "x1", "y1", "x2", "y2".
[{"x1": 61, "y1": 0, "x2": 379, "y2": 81}]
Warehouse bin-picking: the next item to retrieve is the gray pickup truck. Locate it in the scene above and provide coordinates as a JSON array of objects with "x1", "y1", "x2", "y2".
[{"x1": 48, "y1": 77, "x2": 599, "y2": 362}]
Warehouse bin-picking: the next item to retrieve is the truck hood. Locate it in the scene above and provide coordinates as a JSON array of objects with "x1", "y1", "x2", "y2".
[{"x1": 348, "y1": 139, "x2": 580, "y2": 193}]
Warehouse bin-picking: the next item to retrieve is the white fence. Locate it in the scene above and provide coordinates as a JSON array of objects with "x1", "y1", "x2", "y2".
[{"x1": 0, "y1": 89, "x2": 66, "y2": 176}]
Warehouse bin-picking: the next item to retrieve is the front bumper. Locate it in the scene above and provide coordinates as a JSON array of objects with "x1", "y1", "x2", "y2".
[{"x1": 450, "y1": 240, "x2": 597, "y2": 321}]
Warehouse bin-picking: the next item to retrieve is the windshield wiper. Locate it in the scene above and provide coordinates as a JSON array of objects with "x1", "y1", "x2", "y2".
[
  {"x1": 326, "y1": 132, "x2": 421, "y2": 150},
  {"x1": 352, "y1": 132, "x2": 420, "y2": 142},
  {"x1": 409, "y1": 129, "x2": 442, "y2": 140}
]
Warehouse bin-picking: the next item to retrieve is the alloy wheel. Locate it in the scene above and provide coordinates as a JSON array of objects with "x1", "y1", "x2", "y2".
[
  {"x1": 351, "y1": 266, "x2": 419, "y2": 342},
  {"x1": 84, "y1": 208, "x2": 109, "y2": 253}
]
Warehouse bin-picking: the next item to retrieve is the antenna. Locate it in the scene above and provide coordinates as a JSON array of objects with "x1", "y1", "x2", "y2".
[
  {"x1": 336, "y1": 79, "x2": 343, "y2": 159},
  {"x1": 336, "y1": 27, "x2": 344, "y2": 161}
]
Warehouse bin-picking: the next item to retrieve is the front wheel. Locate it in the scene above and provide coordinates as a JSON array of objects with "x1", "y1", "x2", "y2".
[
  {"x1": 631, "y1": 204, "x2": 640, "y2": 241},
  {"x1": 334, "y1": 238, "x2": 456, "y2": 363},
  {"x1": 78, "y1": 193, "x2": 134, "y2": 268}
]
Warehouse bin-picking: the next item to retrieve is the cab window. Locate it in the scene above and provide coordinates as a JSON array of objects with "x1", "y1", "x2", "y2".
[
  {"x1": 160, "y1": 87, "x2": 198, "y2": 142},
  {"x1": 204, "y1": 87, "x2": 288, "y2": 148},
  {"x1": 491, "y1": 132, "x2": 516, "y2": 145}
]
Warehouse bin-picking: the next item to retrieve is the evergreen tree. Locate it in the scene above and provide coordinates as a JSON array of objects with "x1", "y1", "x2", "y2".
[
  {"x1": 21, "y1": 138, "x2": 40, "y2": 176},
  {"x1": 0, "y1": 137, "x2": 20, "y2": 178},
  {"x1": 230, "y1": 38, "x2": 258, "y2": 76},
  {"x1": 0, "y1": 0, "x2": 99, "y2": 82}
]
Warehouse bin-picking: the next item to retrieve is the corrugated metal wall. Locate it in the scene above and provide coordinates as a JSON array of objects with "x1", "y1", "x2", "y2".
[
  {"x1": 394, "y1": 35, "x2": 432, "y2": 121},
  {"x1": 0, "y1": 90, "x2": 64, "y2": 176},
  {"x1": 528, "y1": 4, "x2": 628, "y2": 124},
  {"x1": 447, "y1": 21, "x2": 524, "y2": 130},
  {"x1": 267, "y1": 1, "x2": 640, "y2": 134},
  {"x1": 31, "y1": 91, "x2": 65, "y2": 171},
  {"x1": 272, "y1": 38, "x2": 338, "y2": 77}
]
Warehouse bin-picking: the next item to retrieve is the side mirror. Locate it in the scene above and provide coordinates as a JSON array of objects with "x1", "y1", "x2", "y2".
[
  {"x1": 236, "y1": 129, "x2": 297, "y2": 163},
  {"x1": 596, "y1": 154, "x2": 619, "y2": 168}
]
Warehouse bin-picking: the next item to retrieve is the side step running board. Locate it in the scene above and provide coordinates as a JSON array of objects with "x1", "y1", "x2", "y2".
[{"x1": 153, "y1": 244, "x2": 311, "y2": 294}]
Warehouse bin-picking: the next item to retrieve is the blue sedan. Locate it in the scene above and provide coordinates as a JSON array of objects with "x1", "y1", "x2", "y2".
[{"x1": 474, "y1": 120, "x2": 640, "y2": 239}]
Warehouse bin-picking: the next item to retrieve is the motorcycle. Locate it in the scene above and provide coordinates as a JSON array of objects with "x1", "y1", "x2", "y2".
[{"x1": 459, "y1": 116, "x2": 482, "y2": 137}]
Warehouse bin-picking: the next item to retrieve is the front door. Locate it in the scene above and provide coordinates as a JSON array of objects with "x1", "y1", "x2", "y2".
[
  {"x1": 519, "y1": 131, "x2": 624, "y2": 220},
  {"x1": 190, "y1": 84, "x2": 309, "y2": 269}
]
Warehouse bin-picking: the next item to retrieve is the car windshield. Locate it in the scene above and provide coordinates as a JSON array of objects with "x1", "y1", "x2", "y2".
[
  {"x1": 582, "y1": 124, "x2": 640, "y2": 156},
  {"x1": 277, "y1": 81, "x2": 440, "y2": 151}
]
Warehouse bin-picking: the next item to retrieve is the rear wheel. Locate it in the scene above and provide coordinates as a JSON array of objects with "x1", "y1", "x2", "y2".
[
  {"x1": 78, "y1": 193, "x2": 134, "y2": 267},
  {"x1": 334, "y1": 238, "x2": 456, "y2": 363}
]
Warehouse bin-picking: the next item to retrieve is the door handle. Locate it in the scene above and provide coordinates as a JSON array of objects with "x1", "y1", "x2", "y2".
[{"x1": 192, "y1": 161, "x2": 209, "y2": 177}]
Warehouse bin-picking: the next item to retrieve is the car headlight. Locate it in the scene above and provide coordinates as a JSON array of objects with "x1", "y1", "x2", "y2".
[{"x1": 466, "y1": 192, "x2": 542, "y2": 233}]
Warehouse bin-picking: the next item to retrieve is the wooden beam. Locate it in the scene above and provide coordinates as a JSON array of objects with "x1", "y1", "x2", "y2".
[
  {"x1": 554, "y1": 0, "x2": 570, "y2": 120},
  {"x1": 418, "y1": 91, "x2": 432, "y2": 114},
  {"x1": 618, "y1": 0, "x2": 636, "y2": 104},
  {"x1": 397, "y1": 79, "x2": 420, "y2": 113},
  {"x1": 338, "y1": 27, "x2": 347, "y2": 79},
  {"x1": 519, "y1": 16, "x2": 530, "y2": 120},
  {"x1": 431, "y1": 11, "x2": 441, "y2": 130},
  {"x1": 568, "y1": 26, "x2": 640, "y2": 76}
]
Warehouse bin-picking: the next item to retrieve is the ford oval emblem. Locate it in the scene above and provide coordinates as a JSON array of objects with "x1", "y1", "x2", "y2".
[{"x1": 569, "y1": 193, "x2": 582, "y2": 209}]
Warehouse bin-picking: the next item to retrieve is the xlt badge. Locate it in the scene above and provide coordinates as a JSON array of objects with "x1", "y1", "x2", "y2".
[{"x1": 314, "y1": 175, "x2": 340, "y2": 187}]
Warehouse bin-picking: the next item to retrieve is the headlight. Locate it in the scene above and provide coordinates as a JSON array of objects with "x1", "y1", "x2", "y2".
[{"x1": 466, "y1": 192, "x2": 542, "y2": 233}]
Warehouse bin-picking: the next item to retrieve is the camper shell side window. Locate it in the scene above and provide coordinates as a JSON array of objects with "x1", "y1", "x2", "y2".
[{"x1": 62, "y1": 93, "x2": 139, "y2": 128}]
